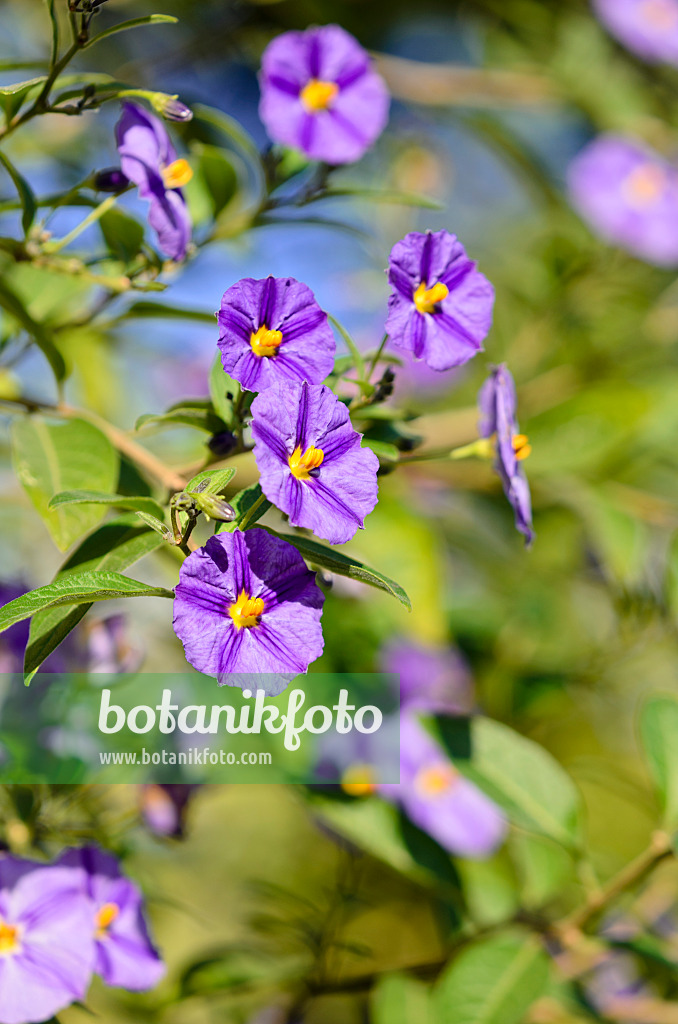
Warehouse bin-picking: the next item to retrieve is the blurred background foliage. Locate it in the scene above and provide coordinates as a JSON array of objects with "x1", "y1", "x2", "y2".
[{"x1": 3, "y1": 0, "x2": 678, "y2": 1021}]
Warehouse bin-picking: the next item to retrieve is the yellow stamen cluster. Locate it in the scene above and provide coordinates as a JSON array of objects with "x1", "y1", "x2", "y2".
[
  {"x1": 641, "y1": 0, "x2": 678, "y2": 30},
  {"x1": 95, "y1": 902, "x2": 120, "y2": 939},
  {"x1": 288, "y1": 445, "x2": 324, "y2": 480},
  {"x1": 250, "y1": 325, "x2": 284, "y2": 358},
  {"x1": 229, "y1": 590, "x2": 265, "y2": 630},
  {"x1": 623, "y1": 163, "x2": 667, "y2": 207},
  {"x1": 413, "y1": 281, "x2": 449, "y2": 314},
  {"x1": 161, "y1": 158, "x2": 194, "y2": 190},
  {"x1": 0, "y1": 920, "x2": 19, "y2": 956},
  {"x1": 415, "y1": 763, "x2": 459, "y2": 798},
  {"x1": 512, "y1": 433, "x2": 532, "y2": 461},
  {"x1": 341, "y1": 764, "x2": 377, "y2": 797},
  {"x1": 300, "y1": 79, "x2": 339, "y2": 112}
]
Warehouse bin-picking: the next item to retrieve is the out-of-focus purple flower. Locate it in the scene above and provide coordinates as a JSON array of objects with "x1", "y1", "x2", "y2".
[
  {"x1": 84, "y1": 615, "x2": 143, "y2": 674},
  {"x1": 251, "y1": 381, "x2": 379, "y2": 544},
  {"x1": 259, "y1": 25, "x2": 390, "y2": 165},
  {"x1": 379, "y1": 715, "x2": 506, "y2": 859},
  {"x1": 173, "y1": 529, "x2": 324, "y2": 691},
  {"x1": 385, "y1": 230, "x2": 494, "y2": 371},
  {"x1": 593, "y1": 0, "x2": 678, "y2": 64},
  {"x1": 115, "y1": 102, "x2": 192, "y2": 261},
  {"x1": 584, "y1": 951, "x2": 653, "y2": 1015},
  {"x1": 141, "y1": 784, "x2": 200, "y2": 838},
  {"x1": 0, "y1": 857, "x2": 95, "y2": 1024},
  {"x1": 58, "y1": 847, "x2": 165, "y2": 992},
  {"x1": 568, "y1": 134, "x2": 678, "y2": 266},
  {"x1": 217, "y1": 276, "x2": 335, "y2": 393},
  {"x1": 380, "y1": 639, "x2": 474, "y2": 716},
  {"x1": 478, "y1": 364, "x2": 534, "y2": 546}
]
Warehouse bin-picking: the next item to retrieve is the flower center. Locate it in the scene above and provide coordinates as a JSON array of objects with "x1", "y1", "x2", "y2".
[
  {"x1": 623, "y1": 163, "x2": 667, "y2": 207},
  {"x1": 641, "y1": 0, "x2": 678, "y2": 29},
  {"x1": 341, "y1": 764, "x2": 377, "y2": 797},
  {"x1": 0, "y1": 920, "x2": 20, "y2": 957},
  {"x1": 413, "y1": 281, "x2": 449, "y2": 314},
  {"x1": 288, "y1": 445, "x2": 324, "y2": 480},
  {"x1": 512, "y1": 434, "x2": 532, "y2": 461},
  {"x1": 161, "y1": 158, "x2": 194, "y2": 190},
  {"x1": 250, "y1": 325, "x2": 283, "y2": 358},
  {"x1": 95, "y1": 902, "x2": 120, "y2": 939},
  {"x1": 300, "y1": 79, "x2": 339, "y2": 112},
  {"x1": 414, "y1": 762, "x2": 459, "y2": 797},
  {"x1": 229, "y1": 589, "x2": 265, "y2": 629}
]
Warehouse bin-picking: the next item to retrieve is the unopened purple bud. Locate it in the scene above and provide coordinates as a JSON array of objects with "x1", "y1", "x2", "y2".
[
  {"x1": 93, "y1": 167, "x2": 130, "y2": 193},
  {"x1": 208, "y1": 431, "x2": 237, "y2": 457},
  {"x1": 150, "y1": 93, "x2": 193, "y2": 123}
]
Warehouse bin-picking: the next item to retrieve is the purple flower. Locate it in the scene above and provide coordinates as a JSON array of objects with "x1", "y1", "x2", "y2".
[
  {"x1": 593, "y1": 0, "x2": 678, "y2": 64},
  {"x1": 115, "y1": 102, "x2": 192, "y2": 261},
  {"x1": 141, "y1": 784, "x2": 200, "y2": 838},
  {"x1": 259, "y1": 24, "x2": 389, "y2": 165},
  {"x1": 58, "y1": 847, "x2": 165, "y2": 992},
  {"x1": 568, "y1": 134, "x2": 678, "y2": 266},
  {"x1": 217, "y1": 276, "x2": 336, "y2": 393},
  {"x1": 478, "y1": 364, "x2": 534, "y2": 546},
  {"x1": 379, "y1": 715, "x2": 506, "y2": 859},
  {"x1": 380, "y1": 639, "x2": 474, "y2": 716},
  {"x1": 173, "y1": 528, "x2": 325, "y2": 691},
  {"x1": 385, "y1": 230, "x2": 495, "y2": 371},
  {"x1": 251, "y1": 381, "x2": 379, "y2": 544},
  {"x1": 84, "y1": 615, "x2": 143, "y2": 674},
  {"x1": 0, "y1": 857, "x2": 95, "y2": 1024}
]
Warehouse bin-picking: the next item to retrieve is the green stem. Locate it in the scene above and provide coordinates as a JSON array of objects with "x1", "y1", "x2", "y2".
[
  {"x1": 237, "y1": 493, "x2": 266, "y2": 532},
  {"x1": 42, "y1": 194, "x2": 118, "y2": 253},
  {"x1": 366, "y1": 333, "x2": 389, "y2": 380}
]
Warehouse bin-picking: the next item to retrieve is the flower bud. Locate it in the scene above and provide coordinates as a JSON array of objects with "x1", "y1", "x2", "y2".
[
  {"x1": 150, "y1": 93, "x2": 193, "y2": 123},
  {"x1": 207, "y1": 430, "x2": 237, "y2": 457},
  {"x1": 93, "y1": 167, "x2": 130, "y2": 193},
  {"x1": 192, "y1": 493, "x2": 237, "y2": 522}
]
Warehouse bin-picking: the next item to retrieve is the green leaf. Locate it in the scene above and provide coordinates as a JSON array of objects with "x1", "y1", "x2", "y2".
[
  {"x1": 192, "y1": 104, "x2": 265, "y2": 211},
  {"x1": 640, "y1": 696, "x2": 678, "y2": 829},
  {"x1": 328, "y1": 315, "x2": 366, "y2": 381},
  {"x1": 83, "y1": 14, "x2": 178, "y2": 49},
  {"x1": 435, "y1": 931, "x2": 550, "y2": 1024},
  {"x1": 363, "y1": 439, "x2": 400, "y2": 463},
  {"x1": 266, "y1": 529, "x2": 411, "y2": 610},
  {"x1": 136, "y1": 399, "x2": 226, "y2": 435},
  {"x1": 11, "y1": 416, "x2": 119, "y2": 550},
  {"x1": 0, "y1": 280, "x2": 66, "y2": 381},
  {"x1": 197, "y1": 144, "x2": 238, "y2": 218},
  {"x1": 185, "y1": 467, "x2": 236, "y2": 495},
  {"x1": 115, "y1": 300, "x2": 216, "y2": 324},
  {"x1": 209, "y1": 354, "x2": 240, "y2": 426},
  {"x1": 99, "y1": 208, "x2": 144, "y2": 264},
  {"x1": 48, "y1": 490, "x2": 165, "y2": 518},
  {"x1": 322, "y1": 187, "x2": 443, "y2": 209},
  {"x1": 25, "y1": 514, "x2": 165, "y2": 680},
  {"x1": 135, "y1": 511, "x2": 173, "y2": 541},
  {"x1": 437, "y1": 718, "x2": 582, "y2": 848},
  {"x1": 0, "y1": 571, "x2": 174, "y2": 634},
  {"x1": 217, "y1": 484, "x2": 270, "y2": 534},
  {"x1": 0, "y1": 76, "x2": 47, "y2": 120},
  {"x1": 372, "y1": 974, "x2": 435, "y2": 1024},
  {"x1": 0, "y1": 151, "x2": 36, "y2": 235}
]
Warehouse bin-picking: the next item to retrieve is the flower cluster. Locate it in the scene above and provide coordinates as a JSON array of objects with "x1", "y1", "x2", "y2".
[{"x1": 0, "y1": 846, "x2": 163, "y2": 1024}]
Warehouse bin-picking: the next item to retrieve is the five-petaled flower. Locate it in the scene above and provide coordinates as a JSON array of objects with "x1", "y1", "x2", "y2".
[
  {"x1": 58, "y1": 846, "x2": 165, "y2": 992},
  {"x1": 173, "y1": 528, "x2": 325, "y2": 693},
  {"x1": 385, "y1": 230, "x2": 495, "y2": 371},
  {"x1": 217, "y1": 276, "x2": 336, "y2": 393},
  {"x1": 116, "y1": 101, "x2": 192, "y2": 261},
  {"x1": 478, "y1": 363, "x2": 534, "y2": 546},
  {"x1": 0, "y1": 857, "x2": 95, "y2": 1024},
  {"x1": 251, "y1": 381, "x2": 379, "y2": 545},
  {"x1": 567, "y1": 133, "x2": 678, "y2": 267},
  {"x1": 593, "y1": 0, "x2": 678, "y2": 65},
  {"x1": 379, "y1": 715, "x2": 507, "y2": 859},
  {"x1": 258, "y1": 24, "x2": 390, "y2": 165}
]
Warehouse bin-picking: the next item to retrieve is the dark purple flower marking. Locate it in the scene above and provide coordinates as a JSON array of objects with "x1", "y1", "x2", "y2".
[
  {"x1": 217, "y1": 276, "x2": 336, "y2": 392},
  {"x1": 594, "y1": 0, "x2": 678, "y2": 64},
  {"x1": 259, "y1": 24, "x2": 389, "y2": 165},
  {"x1": 173, "y1": 528, "x2": 324, "y2": 691},
  {"x1": 478, "y1": 364, "x2": 534, "y2": 546},
  {"x1": 58, "y1": 846, "x2": 165, "y2": 992},
  {"x1": 251, "y1": 381, "x2": 379, "y2": 545},
  {"x1": 115, "y1": 102, "x2": 192, "y2": 261},
  {"x1": 386, "y1": 230, "x2": 494, "y2": 371},
  {"x1": 0, "y1": 857, "x2": 95, "y2": 1024},
  {"x1": 568, "y1": 133, "x2": 678, "y2": 266}
]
